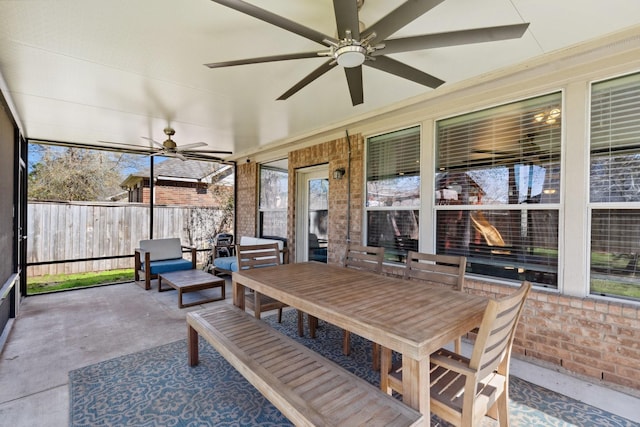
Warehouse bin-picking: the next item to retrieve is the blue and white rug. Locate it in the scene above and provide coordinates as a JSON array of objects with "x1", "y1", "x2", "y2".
[{"x1": 69, "y1": 310, "x2": 637, "y2": 426}]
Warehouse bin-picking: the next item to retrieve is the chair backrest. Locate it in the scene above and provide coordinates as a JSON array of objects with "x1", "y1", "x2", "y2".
[
  {"x1": 404, "y1": 251, "x2": 466, "y2": 291},
  {"x1": 343, "y1": 243, "x2": 384, "y2": 273},
  {"x1": 469, "y1": 281, "x2": 532, "y2": 380},
  {"x1": 139, "y1": 238, "x2": 183, "y2": 261},
  {"x1": 236, "y1": 243, "x2": 282, "y2": 270}
]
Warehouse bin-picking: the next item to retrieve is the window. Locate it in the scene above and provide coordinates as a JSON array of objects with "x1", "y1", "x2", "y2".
[
  {"x1": 259, "y1": 160, "x2": 288, "y2": 239},
  {"x1": 590, "y1": 72, "x2": 640, "y2": 300},
  {"x1": 435, "y1": 93, "x2": 562, "y2": 288},
  {"x1": 365, "y1": 126, "x2": 420, "y2": 262}
]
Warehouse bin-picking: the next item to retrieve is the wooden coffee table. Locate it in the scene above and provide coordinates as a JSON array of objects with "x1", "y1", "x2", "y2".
[{"x1": 158, "y1": 269, "x2": 225, "y2": 308}]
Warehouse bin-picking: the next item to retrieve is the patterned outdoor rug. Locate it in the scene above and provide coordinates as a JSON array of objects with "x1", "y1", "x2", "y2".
[{"x1": 69, "y1": 310, "x2": 637, "y2": 427}]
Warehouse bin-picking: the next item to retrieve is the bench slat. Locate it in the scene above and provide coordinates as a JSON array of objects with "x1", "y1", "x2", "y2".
[{"x1": 187, "y1": 306, "x2": 424, "y2": 427}]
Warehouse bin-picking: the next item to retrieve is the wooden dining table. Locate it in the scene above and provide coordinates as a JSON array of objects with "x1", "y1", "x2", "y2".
[{"x1": 232, "y1": 261, "x2": 488, "y2": 418}]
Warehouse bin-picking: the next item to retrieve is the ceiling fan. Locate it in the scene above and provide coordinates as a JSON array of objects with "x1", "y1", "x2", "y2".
[
  {"x1": 142, "y1": 127, "x2": 232, "y2": 161},
  {"x1": 205, "y1": 0, "x2": 529, "y2": 106},
  {"x1": 100, "y1": 126, "x2": 232, "y2": 161}
]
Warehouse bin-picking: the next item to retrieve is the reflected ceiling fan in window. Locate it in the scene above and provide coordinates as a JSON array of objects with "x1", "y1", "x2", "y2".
[
  {"x1": 100, "y1": 126, "x2": 232, "y2": 161},
  {"x1": 205, "y1": 0, "x2": 529, "y2": 106}
]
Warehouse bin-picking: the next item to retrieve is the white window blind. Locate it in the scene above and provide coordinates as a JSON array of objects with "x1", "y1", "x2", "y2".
[
  {"x1": 590, "y1": 72, "x2": 640, "y2": 203},
  {"x1": 434, "y1": 93, "x2": 562, "y2": 288},
  {"x1": 365, "y1": 126, "x2": 420, "y2": 262},
  {"x1": 589, "y1": 72, "x2": 640, "y2": 300}
]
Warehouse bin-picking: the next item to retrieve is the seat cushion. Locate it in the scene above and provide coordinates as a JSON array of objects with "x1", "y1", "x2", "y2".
[
  {"x1": 213, "y1": 256, "x2": 238, "y2": 273},
  {"x1": 146, "y1": 258, "x2": 193, "y2": 275}
]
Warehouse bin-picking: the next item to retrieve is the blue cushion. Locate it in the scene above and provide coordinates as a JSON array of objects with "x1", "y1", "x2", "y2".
[
  {"x1": 213, "y1": 256, "x2": 238, "y2": 272},
  {"x1": 146, "y1": 258, "x2": 193, "y2": 275}
]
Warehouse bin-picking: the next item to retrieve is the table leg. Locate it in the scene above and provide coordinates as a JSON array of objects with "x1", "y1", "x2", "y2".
[
  {"x1": 232, "y1": 279, "x2": 245, "y2": 309},
  {"x1": 402, "y1": 356, "x2": 429, "y2": 416},
  {"x1": 187, "y1": 324, "x2": 199, "y2": 366},
  {"x1": 380, "y1": 346, "x2": 392, "y2": 395},
  {"x1": 178, "y1": 289, "x2": 184, "y2": 309}
]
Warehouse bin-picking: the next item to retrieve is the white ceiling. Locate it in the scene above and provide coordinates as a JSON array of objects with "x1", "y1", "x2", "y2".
[{"x1": 1, "y1": 0, "x2": 639, "y2": 159}]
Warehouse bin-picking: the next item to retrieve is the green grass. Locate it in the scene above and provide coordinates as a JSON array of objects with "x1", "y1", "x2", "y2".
[
  {"x1": 590, "y1": 278, "x2": 640, "y2": 299},
  {"x1": 28, "y1": 269, "x2": 134, "y2": 294}
]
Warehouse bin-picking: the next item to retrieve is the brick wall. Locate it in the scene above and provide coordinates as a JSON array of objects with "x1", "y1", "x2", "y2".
[
  {"x1": 235, "y1": 161, "x2": 258, "y2": 239},
  {"x1": 288, "y1": 134, "x2": 364, "y2": 263},
  {"x1": 467, "y1": 279, "x2": 640, "y2": 395},
  {"x1": 140, "y1": 183, "x2": 232, "y2": 207}
]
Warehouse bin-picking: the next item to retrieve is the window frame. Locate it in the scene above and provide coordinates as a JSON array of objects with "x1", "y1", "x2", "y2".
[
  {"x1": 587, "y1": 71, "x2": 640, "y2": 301},
  {"x1": 433, "y1": 91, "x2": 564, "y2": 289},
  {"x1": 364, "y1": 125, "x2": 422, "y2": 263},
  {"x1": 258, "y1": 161, "x2": 288, "y2": 239}
]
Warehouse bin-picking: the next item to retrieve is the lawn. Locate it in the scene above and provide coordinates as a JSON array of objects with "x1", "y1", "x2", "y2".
[{"x1": 28, "y1": 269, "x2": 134, "y2": 294}]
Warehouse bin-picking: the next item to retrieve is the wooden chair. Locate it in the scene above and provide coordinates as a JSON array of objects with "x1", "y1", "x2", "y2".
[
  {"x1": 381, "y1": 281, "x2": 532, "y2": 427},
  {"x1": 341, "y1": 243, "x2": 384, "y2": 368},
  {"x1": 236, "y1": 243, "x2": 304, "y2": 334},
  {"x1": 404, "y1": 251, "x2": 467, "y2": 353}
]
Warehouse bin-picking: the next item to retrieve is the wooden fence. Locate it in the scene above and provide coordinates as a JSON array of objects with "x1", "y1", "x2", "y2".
[{"x1": 27, "y1": 201, "x2": 230, "y2": 277}]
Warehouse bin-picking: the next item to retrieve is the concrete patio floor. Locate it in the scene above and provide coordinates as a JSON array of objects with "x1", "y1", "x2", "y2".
[{"x1": 0, "y1": 279, "x2": 638, "y2": 426}]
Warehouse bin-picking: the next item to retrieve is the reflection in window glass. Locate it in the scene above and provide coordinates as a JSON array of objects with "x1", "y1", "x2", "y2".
[
  {"x1": 590, "y1": 210, "x2": 640, "y2": 301},
  {"x1": 435, "y1": 93, "x2": 562, "y2": 287},
  {"x1": 365, "y1": 126, "x2": 420, "y2": 261},
  {"x1": 367, "y1": 210, "x2": 419, "y2": 262},
  {"x1": 259, "y1": 163, "x2": 287, "y2": 238}
]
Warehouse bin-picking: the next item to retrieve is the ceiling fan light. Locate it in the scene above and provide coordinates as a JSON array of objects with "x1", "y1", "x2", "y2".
[{"x1": 336, "y1": 45, "x2": 366, "y2": 68}]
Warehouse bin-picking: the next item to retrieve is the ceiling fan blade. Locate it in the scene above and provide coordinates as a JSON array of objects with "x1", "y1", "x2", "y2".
[
  {"x1": 98, "y1": 140, "x2": 153, "y2": 151},
  {"x1": 182, "y1": 149, "x2": 234, "y2": 155},
  {"x1": 344, "y1": 66, "x2": 363, "y2": 106},
  {"x1": 365, "y1": 0, "x2": 446, "y2": 43},
  {"x1": 375, "y1": 23, "x2": 530, "y2": 55},
  {"x1": 141, "y1": 136, "x2": 164, "y2": 149},
  {"x1": 175, "y1": 142, "x2": 207, "y2": 151},
  {"x1": 209, "y1": 0, "x2": 336, "y2": 46},
  {"x1": 205, "y1": 51, "x2": 323, "y2": 68},
  {"x1": 181, "y1": 152, "x2": 228, "y2": 162},
  {"x1": 365, "y1": 55, "x2": 444, "y2": 88},
  {"x1": 277, "y1": 59, "x2": 338, "y2": 100},
  {"x1": 333, "y1": 0, "x2": 360, "y2": 40}
]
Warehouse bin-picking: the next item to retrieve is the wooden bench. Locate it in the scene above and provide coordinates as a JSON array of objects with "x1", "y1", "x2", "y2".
[{"x1": 187, "y1": 305, "x2": 424, "y2": 427}]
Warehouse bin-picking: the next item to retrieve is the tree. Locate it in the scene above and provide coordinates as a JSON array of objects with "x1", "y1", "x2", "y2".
[{"x1": 28, "y1": 144, "x2": 147, "y2": 202}]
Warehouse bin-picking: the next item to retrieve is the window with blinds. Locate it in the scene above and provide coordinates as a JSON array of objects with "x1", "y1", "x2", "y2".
[
  {"x1": 259, "y1": 162, "x2": 288, "y2": 239},
  {"x1": 435, "y1": 93, "x2": 562, "y2": 288},
  {"x1": 365, "y1": 126, "x2": 420, "y2": 262},
  {"x1": 590, "y1": 72, "x2": 640, "y2": 300}
]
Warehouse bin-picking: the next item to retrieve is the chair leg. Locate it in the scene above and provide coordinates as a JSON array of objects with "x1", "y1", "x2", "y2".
[
  {"x1": 342, "y1": 330, "x2": 351, "y2": 355},
  {"x1": 309, "y1": 315, "x2": 317, "y2": 339},
  {"x1": 277, "y1": 308, "x2": 282, "y2": 323},
  {"x1": 497, "y1": 385, "x2": 509, "y2": 426},
  {"x1": 371, "y1": 342, "x2": 380, "y2": 371},
  {"x1": 297, "y1": 310, "x2": 304, "y2": 337},
  {"x1": 254, "y1": 293, "x2": 261, "y2": 319}
]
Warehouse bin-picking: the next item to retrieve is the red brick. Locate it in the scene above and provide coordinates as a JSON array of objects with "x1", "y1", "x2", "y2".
[
  {"x1": 602, "y1": 372, "x2": 640, "y2": 390},
  {"x1": 562, "y1": 360, "x2": 603, "y2": 379}
]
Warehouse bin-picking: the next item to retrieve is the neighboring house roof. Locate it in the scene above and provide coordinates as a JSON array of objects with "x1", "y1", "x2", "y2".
[{"x1": 120, "y1": 158, "x2": 233, "y2": 189}]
